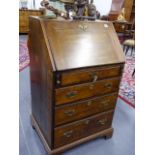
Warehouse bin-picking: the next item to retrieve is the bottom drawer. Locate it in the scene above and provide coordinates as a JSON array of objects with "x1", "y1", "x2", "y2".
[{"x1": 54, "y1": 110, "x2": 114, "y2": 148}]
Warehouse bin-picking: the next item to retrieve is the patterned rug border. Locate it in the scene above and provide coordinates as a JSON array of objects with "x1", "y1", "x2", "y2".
[
  {"x1": 19, "y1": 38, "x2": 30, "y2": 72},
  {"x1": 19, "y1": 64, "x2": 29, "y2": 72},
  {"x1": 118, "y1": 55, "x2": 135, "y2": 108},
  {"x1": 119, "y1": 95, "x2": 135, "y2": 108}
]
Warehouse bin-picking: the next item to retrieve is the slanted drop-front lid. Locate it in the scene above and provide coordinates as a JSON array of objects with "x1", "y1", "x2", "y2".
[{"x1": 42, "y1": 19, "x2": 125, "y2": 71}]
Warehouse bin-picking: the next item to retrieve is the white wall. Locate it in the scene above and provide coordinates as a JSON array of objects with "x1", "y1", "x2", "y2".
[
  {"x1": 19, "y1": 0, "x2": 41, "y2": 9},
  {"x1": 35, "y1": 0, "x2": 42, "y2": 9},
  {"x1": 94, "y1": 0, "x2": 112, "y2": 15}
]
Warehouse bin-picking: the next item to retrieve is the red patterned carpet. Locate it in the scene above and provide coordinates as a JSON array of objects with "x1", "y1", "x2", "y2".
[
  {"x1": 19, "y1": 35, "x2": 135, "y2": 107},
  {"x1": 19, "y1": 38, "x2": 29, "y2": 71},
  {"x1": 119, "y1": 55, "x2": 135, "y2": 108}
]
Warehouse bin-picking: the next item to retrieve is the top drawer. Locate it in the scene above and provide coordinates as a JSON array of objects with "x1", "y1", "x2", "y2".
[{"x1": 56, "y1": 65, "x2": 122, "y2": 87}]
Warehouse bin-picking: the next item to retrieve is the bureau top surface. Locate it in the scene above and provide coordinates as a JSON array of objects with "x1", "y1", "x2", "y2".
[{"x1": 41, "y1": 18, "x2": 125, "y2": 71}]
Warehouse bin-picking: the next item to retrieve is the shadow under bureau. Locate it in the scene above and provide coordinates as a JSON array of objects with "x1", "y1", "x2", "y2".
[{"x1": 28, "y1": 16, "x2": 125, "y2": 155}]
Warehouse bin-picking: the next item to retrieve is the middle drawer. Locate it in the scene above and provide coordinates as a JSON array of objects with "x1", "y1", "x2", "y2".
[{"x1": 55, "y1": 92, "x2": 118, "y2": 126}]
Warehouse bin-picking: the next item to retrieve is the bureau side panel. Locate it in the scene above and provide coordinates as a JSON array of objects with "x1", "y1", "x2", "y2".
[{"x1": 28, "y1": 17, "x2": 54, "y2": 148}]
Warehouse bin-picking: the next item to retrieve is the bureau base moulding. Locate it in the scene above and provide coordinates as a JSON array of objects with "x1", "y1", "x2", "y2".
[{"x1": 31, "y1": 115, "x2": 114, "y2": 155}]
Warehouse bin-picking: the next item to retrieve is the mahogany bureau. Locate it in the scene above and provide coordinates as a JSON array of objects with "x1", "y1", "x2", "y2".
[{"x1": 28, "y1": 16, "x2": 125, "y2": 155}]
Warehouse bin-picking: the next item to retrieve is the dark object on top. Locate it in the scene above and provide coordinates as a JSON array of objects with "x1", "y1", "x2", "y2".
[{"x1": 40, "y1": 0, "x2": 100, "y2": 20}]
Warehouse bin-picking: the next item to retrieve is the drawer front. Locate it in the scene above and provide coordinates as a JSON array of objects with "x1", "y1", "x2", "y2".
[
  {"x1": 56, "y1": 65, "x2": 122, "y2": 86},
  {"x1": 54, "y1": 110, "x2": 114, "y2": 148},
  {"x1": 55, "y1": 93, "x2": 117, "y2": 126},
  {"x1": 55, "y1": 77, "x2": 120, "y2": 105}
]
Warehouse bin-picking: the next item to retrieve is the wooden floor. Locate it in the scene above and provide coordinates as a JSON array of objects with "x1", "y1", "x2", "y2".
[{"x1": 19, "y1": 67, "x2": 135, "y2": 155}]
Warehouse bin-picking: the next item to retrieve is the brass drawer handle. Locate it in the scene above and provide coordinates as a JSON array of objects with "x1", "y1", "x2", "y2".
[
  {"x1": 63, "y1": 130, "x2": 73, "y2": 138},
  {"x1": 100, "y1": 100, "x2": 110, "y2": 106},
  {"x1": 104, "y1": 83, "x2": 112, "y2": 89},
  {"x1": 98, "y1": 118, "x2": 107, "y2": 125},
  {"x1": 66, "y1": 91, "x2": 77, "y2": 98},
  {"x1": 89, "y1": 72, "x2": 98, "y2": 82},
  {"x1": 64, "y1": 109, "x2": 75, "y2": 116}
]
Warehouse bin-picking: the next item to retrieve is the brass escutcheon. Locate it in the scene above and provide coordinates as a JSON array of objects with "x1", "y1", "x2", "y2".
[
  {"x1": 87, "y1": 101, "x2": 92, "y2": 106},
  {"x1": 78, "y1": 24, "x2": 88, "y2": 31}
]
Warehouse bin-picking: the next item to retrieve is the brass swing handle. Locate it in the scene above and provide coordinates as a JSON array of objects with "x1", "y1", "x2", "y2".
[
  {"x1": 104, "y1": 83, "x2": 113, "y2": 89},
  {"x1": 98, "y1": 118, "x2": 107, "y2": 125},
  {"x1": 89, "y1": 72, "x2": 98, "y2": 82},
  {"x1": 66, "y1": 91, "x2": 77, "y2": 98},
  {"x1": 100, "y1": 100, "x2": 110, "y2": 106},
  {"x1": 64, "y1": 109, "x2": 75, "y2": 116},
  {"x1": 63, "y1": 130, "x2": 73, "y2": 138}
]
